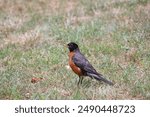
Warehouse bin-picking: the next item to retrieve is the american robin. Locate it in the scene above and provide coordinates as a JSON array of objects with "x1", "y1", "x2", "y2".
[{"x1": 67, "y1": 42, "x2": 113, "y2": 85}]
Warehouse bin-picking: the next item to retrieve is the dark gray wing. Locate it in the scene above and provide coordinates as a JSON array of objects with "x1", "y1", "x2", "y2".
[{"x1": 72, "y1": 51, "x2": 97, "y2": 75}]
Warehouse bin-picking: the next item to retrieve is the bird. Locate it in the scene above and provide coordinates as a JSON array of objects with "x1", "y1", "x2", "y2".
[{"x1": 67, "y1": 42, "x2": 113, "y2": 86}]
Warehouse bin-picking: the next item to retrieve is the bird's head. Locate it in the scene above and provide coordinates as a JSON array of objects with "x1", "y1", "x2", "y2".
[{"x1": 67, "y1": 42, "x2": 79, "y2": 52}]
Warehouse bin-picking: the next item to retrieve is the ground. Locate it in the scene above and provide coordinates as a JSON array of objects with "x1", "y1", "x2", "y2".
[{"x1": 0, "y1": 0, "x2": 150, "y2": 99}]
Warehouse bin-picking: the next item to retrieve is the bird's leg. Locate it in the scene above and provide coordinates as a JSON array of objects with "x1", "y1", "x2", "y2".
[
  {"x1": 77, "y1": 76, "x2": 84, "y2": 86},
  {"x1": 78, "y1": 76, "x2": 81, "y2": 86}
]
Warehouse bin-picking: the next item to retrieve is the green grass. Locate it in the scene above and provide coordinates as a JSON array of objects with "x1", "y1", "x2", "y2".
[{"x1": 0, "y1": 0, "x2": 150, "y2": 99}]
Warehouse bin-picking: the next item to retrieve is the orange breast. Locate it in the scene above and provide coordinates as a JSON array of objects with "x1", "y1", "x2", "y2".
[{"x1": 68, "y1": 52, "x2": 83, "y2": 76}]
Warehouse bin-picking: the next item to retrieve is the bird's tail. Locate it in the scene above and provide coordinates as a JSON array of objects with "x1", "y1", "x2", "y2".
[{"x1": 87, "y1": 73, "x2": 114, "y2": 85}]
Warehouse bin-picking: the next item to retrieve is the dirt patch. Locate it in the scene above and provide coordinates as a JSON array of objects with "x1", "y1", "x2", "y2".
[{"x1": 136, "y1": 2, "x2": 150, "y2": 14}]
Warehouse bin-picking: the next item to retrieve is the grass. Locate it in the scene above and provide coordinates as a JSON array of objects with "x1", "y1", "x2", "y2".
[{"x1": 0, "y1": 0, "x2": 150, "y2": 99}]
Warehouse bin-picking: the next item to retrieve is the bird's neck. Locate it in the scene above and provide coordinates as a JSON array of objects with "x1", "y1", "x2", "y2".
[{"x1": 74, "y1": 48, "x2": 80, "y2": 52}]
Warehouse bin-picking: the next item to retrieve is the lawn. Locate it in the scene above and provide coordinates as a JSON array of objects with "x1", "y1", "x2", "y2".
[{"x1": 0, "y1": 0, "x2": 150, "y2": 99}]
